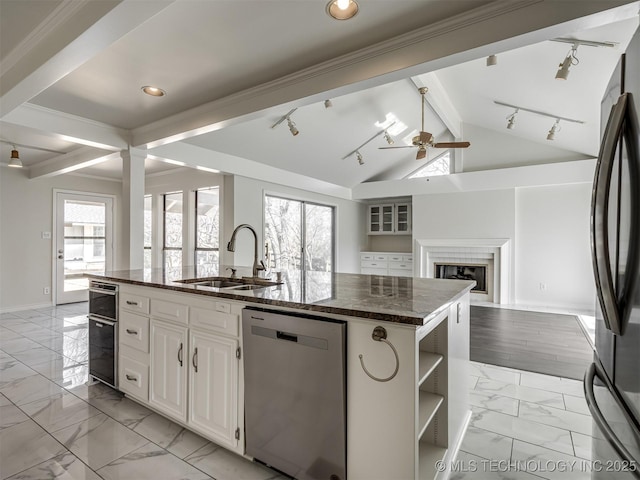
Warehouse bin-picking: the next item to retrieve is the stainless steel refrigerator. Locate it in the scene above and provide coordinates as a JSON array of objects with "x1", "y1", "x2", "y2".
[{"x1": 586, "y1": 25, "x2": 640, "y2": 479}]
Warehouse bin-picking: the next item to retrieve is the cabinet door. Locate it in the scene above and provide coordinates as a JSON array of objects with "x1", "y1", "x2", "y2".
[
  {"x1": 381, "y1": 204, "x2": 395, "y2": 233},
  {"x1": 189, "y1": 330, "x2": 239, "y2": 448},
  {"x1": 368, "y1": 205, "x2": 382, "y2": 234},
  {"x1": 395, "y1": 203, "x2": 412, "y2": 234},
  {"x1": 150, "y1": 320, "x2": 188, "y2": 421}
]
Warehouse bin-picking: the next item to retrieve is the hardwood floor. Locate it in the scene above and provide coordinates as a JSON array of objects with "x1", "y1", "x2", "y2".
[{"x1": 469, "y1": 306, "x2": 594, "y2": 380}]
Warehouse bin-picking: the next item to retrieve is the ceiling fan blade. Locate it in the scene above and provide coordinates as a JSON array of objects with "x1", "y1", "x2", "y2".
[
  {"x1": 416, "y1": 147, "x2": 427, "y2": 160},
  {"x1": 432, "y1": 142, "x2": 471, "y2": 148},
  {"x1": 379, "y1": 146, "x2": 416, "y2": 150}
]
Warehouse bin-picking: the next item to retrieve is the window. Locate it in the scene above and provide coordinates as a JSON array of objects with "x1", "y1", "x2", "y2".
[
  {"x1": 407, "y1": 151, "x2": 451, "y2": 178},
  {"x1": 163, "y1": 191, "x2": 183, "y2": 270},
  {"x1": 144, "y1": 195, "x2": 152, "y2": 268},
  {"x1": 195, "y1": 187, "x2": 220, "y2": 270},
  {"x1": 264, "y1": 195, "x2": 334, "y2": 274}
]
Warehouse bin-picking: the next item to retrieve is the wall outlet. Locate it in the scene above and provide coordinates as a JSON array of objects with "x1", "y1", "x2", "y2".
[
  {"x1": 43, "y1": 287, "x2": 50, "y2": 295},
  {"x1": 539, "y1": 282, "x2": 547, "y2": 291}
]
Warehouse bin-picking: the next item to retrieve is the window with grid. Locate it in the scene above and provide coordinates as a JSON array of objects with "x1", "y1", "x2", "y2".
[
  {"x1": 163, "y1": 191, "x2": 183, "y2": 271},
  {"x1": 195, "y1": 187, "x2": 220, "y2": 272}
]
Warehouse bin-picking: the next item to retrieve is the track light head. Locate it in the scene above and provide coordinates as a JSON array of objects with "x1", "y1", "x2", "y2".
[
  {"x1": 486, "y1": 54, "x2": 497, "y2": 66},
  {"x1": 324, "y1": 99, "x2": 333, "y2": 108},
  {"x1": 287, "y1": 117, "x2": 299, "y2": 136},
  {"x1": 8, "y1": 146, "x2": 23, "y2": 168},
  {"x1": 555, "y1": 44, "x2": 578, "y2": 80},
  {"x1": 383, "y1": 131, "x2": 394, "y2": 145},
  {"x1": 547, "y1": 119, "x2": 561, "y2": 140},
  {"x1": 356, "y1": 151, "x2": 364, "y2": 165},
  {"x1": 506, "y1": 109, "x2": 518, "y2": 130}
]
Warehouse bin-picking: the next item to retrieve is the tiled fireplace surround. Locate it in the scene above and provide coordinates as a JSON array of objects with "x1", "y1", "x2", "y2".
[{"x1": 416, "y1": 238, "x2": 511, "y2": 304}]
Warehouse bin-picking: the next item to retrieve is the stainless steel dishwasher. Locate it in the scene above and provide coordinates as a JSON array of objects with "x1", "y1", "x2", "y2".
[{"x1": 242, "y1": 308, "x2": 346, "y2": 480}]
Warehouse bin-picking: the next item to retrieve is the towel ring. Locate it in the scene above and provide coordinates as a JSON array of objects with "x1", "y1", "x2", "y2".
[{"x1": 358, "y1": 326, "x2": 400, "y2": 382}]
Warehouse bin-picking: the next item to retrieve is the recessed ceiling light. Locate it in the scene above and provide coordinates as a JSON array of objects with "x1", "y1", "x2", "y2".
[
  {"x1": 141, "y1": 85, "x2": 166, "y2": 97},
  {"x1": 326, "y1": 0, "x2": 359, "y2": 20}
]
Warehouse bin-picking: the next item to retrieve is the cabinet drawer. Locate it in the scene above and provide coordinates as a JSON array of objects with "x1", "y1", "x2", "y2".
[
  {"x1": 388, "y1": 261, "x2": 412, "y2": 270},
  {"x1": 190, "y1": 304, "x2": 239, "y2": 337},
  {"x1": 388, "y1": 254, "x2": 404, "y2": 262},
  {"x1": 361, "y1": 260, "x2": 388, "y2": 269},
  {"x1": 360, "y1": 254, "x2": 374, "y2": 261},
  {"x1": 120, "y1": 292, "x2": 150, "y2": 315},
  {"x1": 402, "y1": 255, "x2": 413, "y2": 262},
  {"x1": 151, "y1": 299, "x2": 188, "y2": 324},
  {"x1": 119, "y1": 355, "x2": 148, "y2": 401},
  {"x1": 120, "y1": 311, "x2": 149, "y2": 353}
]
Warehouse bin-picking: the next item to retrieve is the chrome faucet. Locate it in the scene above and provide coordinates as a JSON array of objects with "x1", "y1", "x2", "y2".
[{"x1": 226, "y1": 224, "x2": 266, "y2": 278}]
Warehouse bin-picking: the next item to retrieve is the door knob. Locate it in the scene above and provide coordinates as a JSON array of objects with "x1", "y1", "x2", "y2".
[
  {"x1": 58, "y1": 249, "x2": 63, "y2": 254},
  {"x1": 58, "y1": 255, "x2": 63, "y2": 259}
]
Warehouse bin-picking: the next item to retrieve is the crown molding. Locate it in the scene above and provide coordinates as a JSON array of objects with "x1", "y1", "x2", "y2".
[{"x1": 1, "y1": 0, "x2": 87, "y2": 74}]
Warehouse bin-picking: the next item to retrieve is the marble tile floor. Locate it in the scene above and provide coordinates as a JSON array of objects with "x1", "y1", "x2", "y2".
[
  {"x1": 453, "y1": 362, "x2": 595, "y2": 480},
  {"x1": 0, "y1": 303, "x2": 285, "y2": 480},
  {"x1": 1, "y1": 303, "x2": 596, "y2": 479}
]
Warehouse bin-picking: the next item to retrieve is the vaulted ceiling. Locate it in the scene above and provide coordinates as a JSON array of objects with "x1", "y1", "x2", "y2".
[{"x1": 1, "y1": 0, "x2": 638, "y2": 192}]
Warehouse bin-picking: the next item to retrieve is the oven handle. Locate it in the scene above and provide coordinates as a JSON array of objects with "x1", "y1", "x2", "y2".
[
  {"x1": 88, "y1": 315, "x2": 116, "y2": 327},
  {"x1": 89, "y1": 288, "x2": 117, "y2": 296}
]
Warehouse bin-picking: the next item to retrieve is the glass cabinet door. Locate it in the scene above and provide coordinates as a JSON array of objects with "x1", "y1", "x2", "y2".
[
  {"x1": 368, "y1": 206, "x2": 381, "y2": 233},
  {"x1": 395, "y1": 203, "x2": 411, "y2": 234},
  {"x1": 381, "y1": 205, "x2": 394, "y2": 232}
]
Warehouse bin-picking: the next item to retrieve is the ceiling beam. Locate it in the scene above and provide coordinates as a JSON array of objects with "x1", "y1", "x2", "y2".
[
  {"x1": 0, "y1": 0, "x2": 176, "y2": 117},
  {"x1": 410, "y1": 74, "x2": 463, "y2": 139},
  {"x1": 149, "y1": 142, "x2": 352, "y2": 200},
  {"x1": 3, "y1": 103, "x2": 129, "y2": 151},
  {"x1": 29, "y1": 146, "x2": 116, "y2": 179},
  {"x1": 131, "y1": 0, "x2": 635, "y2": 149}
]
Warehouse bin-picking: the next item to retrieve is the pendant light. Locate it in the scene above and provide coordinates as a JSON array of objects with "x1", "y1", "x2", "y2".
[{"x1": 8, "y1": 146, "x2": 23, "y2": 168}]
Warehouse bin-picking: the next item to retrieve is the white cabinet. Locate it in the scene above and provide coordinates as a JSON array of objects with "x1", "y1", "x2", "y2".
[
  {"x1": 367, "y1": 203, "x2": 411, "y2": 235},
  {"x1": 189, "y1": 329, "x2": 239, "y2": 447},
  {"x1": 360, "y1": 252, "x2": 413, "y2": 277},
  {"x1": 150, "y1": 319, "x2": 188, "y2": 421}
]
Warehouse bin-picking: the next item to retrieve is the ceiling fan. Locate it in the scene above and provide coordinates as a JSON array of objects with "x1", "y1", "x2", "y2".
[{"x1": 379, "y1": 87, "x2": 470, "y2": 160}]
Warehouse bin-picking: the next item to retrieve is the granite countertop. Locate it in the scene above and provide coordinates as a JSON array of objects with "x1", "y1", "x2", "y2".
[{"x1": 87, "y1": 265, "x2": 475, "y2": 326}]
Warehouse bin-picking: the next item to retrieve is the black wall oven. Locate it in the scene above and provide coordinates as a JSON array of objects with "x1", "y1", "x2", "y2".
[{"x1": 88, "y1": 280, "x2": 118, "y2": 388}]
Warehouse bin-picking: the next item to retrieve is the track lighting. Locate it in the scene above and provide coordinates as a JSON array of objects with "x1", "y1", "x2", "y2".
[
  {"x1": 383, "y1": 131, "x2": 394, "y2": 145},
  {"x1": 494, "y1": 101, "x2": 584, "y2": 140},
  {"x1": 555, "y1": 44, "x2": 578, "y2": 80},
  {"x1": 550, "y1": 38, "x2": 616, "y2": 81},
  {"x1": 356, "y1": 151, "x2": 364, "y2": 165},
  {"x1": 486, "y1": 55, "x2": 497, "y2": 66},
  {"x1": 341, "y1": 121, "x2": 397, "y2": 165},
  {"x1": 506, "y1": 109, "x2": 518, "y2": 130},
  {"x1": 8, "y1": 146, "x2": 22, "y2": 168},
  {"x1": 324, "y1": 99, "x2": 333, "y2": 108},
  {"x1": 547, "y1": 119, "x2": 561, "y2": 140},
  {"x1": 287, "y1": 117, "x2": 299, "y2": 136}
]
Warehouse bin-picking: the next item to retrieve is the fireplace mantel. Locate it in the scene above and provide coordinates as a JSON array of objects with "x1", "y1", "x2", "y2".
[{"x1": 415, "y1": 238, "x2": 511, "y2": 304}]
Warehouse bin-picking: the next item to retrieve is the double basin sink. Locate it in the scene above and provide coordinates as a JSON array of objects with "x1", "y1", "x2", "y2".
[{"x1": 176, "y1": 276, "x2": 281, "y2": 291}]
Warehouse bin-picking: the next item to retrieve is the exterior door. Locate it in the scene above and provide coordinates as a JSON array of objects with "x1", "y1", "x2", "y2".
[
  {"x1": 189, "y1": 330, "x2": 238, "y2": 447},
  {"x1": 150, "y1": 320, "x2": 188, "y2": 421},
  {"x1": 55, "y1": 191, "x2": 113, "y2": 304}
]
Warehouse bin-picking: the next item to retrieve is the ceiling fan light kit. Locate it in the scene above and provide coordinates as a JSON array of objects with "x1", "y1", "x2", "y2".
[{"x1": 326, "y1": 0, "x2": 359, "y2": 20}]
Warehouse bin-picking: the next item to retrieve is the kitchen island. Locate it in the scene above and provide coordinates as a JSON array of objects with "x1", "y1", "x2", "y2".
[{"x1": 88, "y1": 266, "x2": 474, "y2": 480}]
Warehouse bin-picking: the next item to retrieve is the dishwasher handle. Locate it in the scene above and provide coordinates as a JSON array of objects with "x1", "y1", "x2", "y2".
[{"x1": 276, "y1": 331, "x2": 298, "y2": 342}]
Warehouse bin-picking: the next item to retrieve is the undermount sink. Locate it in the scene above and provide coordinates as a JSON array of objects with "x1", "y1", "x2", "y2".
[{"x1": 176, "y1": 276, "x2": 281, "y2": 290}]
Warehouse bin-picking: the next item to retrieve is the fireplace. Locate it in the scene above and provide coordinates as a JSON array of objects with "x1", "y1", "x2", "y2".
[
  {"x1": 434, "y1": 263, "x2": 488, "y2": 294},
  {"x1": 416, "y1": 238, "x2": 511, "y2": 304}
]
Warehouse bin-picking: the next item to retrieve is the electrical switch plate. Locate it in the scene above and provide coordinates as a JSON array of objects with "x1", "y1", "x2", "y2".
[
  {"x1": 43, "y1": 287, "x2": 50, "y2": 295},
  {"x1": 42, "y1": 232, "x2": 51, "y2": 239}
]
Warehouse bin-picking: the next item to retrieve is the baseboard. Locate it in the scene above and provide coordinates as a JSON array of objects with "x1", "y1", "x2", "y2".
[{"x1": 0, "y1": 301, "x2": 53, "y2": 314}]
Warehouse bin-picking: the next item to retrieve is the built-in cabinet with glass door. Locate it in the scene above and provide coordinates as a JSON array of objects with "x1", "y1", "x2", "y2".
[{"x1": 367, "y1": 203, "x2": 412, "y2": 235}]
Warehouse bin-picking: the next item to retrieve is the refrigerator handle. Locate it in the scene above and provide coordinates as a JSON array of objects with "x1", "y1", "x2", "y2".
[
  {"x1": 584, "y1": 362, "x2": 640, "y2": 479},
  {"x1": 591, "y1": 95, "x2": 627, "y2": 335}
]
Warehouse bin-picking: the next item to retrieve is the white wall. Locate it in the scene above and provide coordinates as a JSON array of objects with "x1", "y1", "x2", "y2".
[
  {"x1": 0, "y1": 168, "x2": 122, "y2": 311},
  {"x1": 228, "y1": 175, "x2": 366, "y2": 273},
  {"x1": 515, "y1": 183, "x2": 594, "y2": 311}
]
